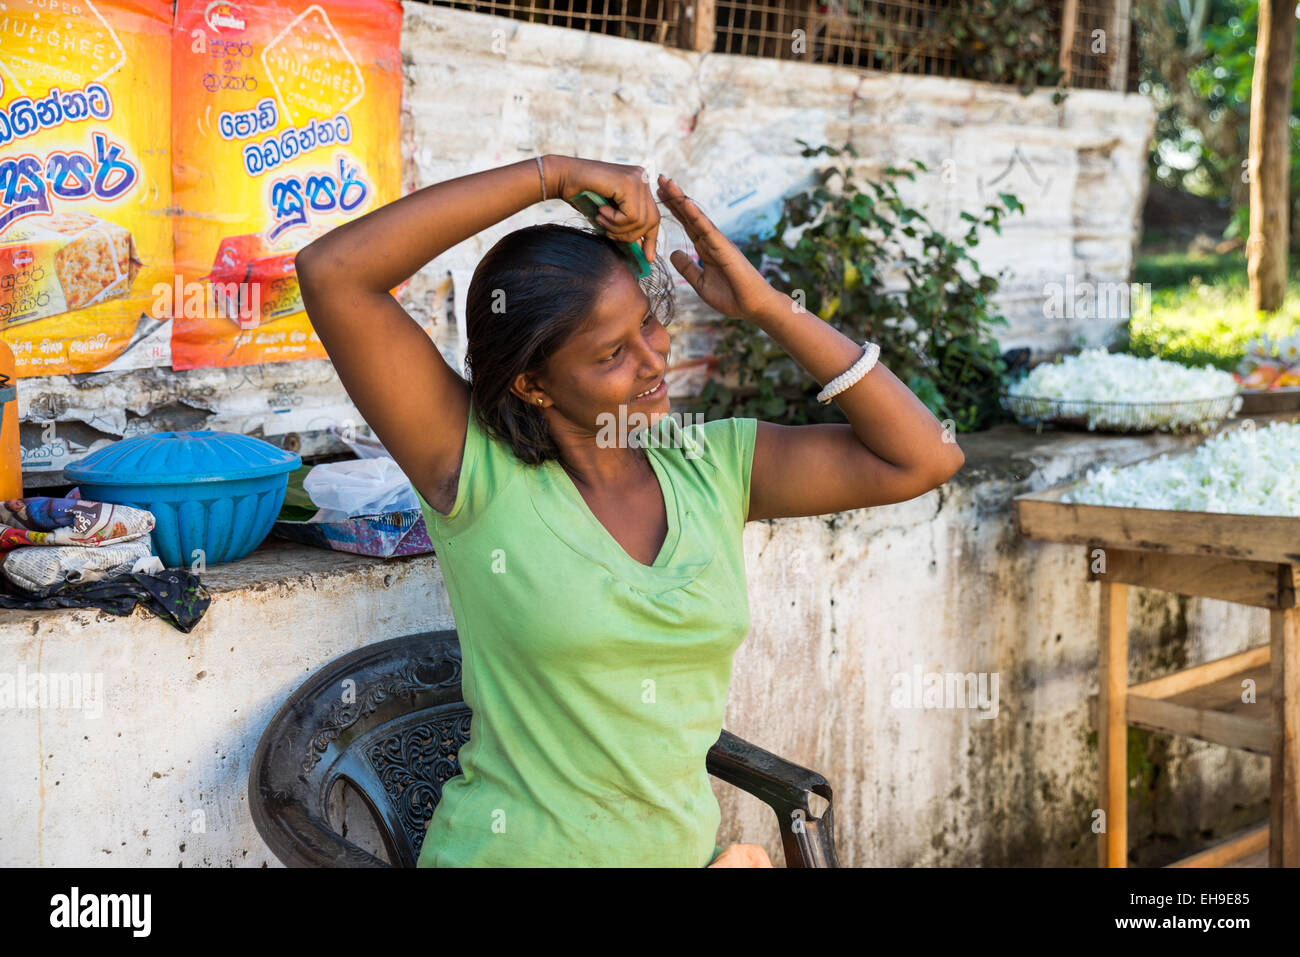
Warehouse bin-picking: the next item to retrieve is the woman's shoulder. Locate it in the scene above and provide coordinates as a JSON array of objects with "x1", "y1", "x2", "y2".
[
  {"x1": 646, "y1": 412, "x2": 756, "y2": 465},
  {"x1": 645, "y1": 412, "x2": 758, "y2": 521}
]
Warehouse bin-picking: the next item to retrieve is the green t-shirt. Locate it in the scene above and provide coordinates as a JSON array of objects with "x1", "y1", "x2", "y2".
[{"x1": 411, "y1": 397, "x2": 757, "y2": 867}]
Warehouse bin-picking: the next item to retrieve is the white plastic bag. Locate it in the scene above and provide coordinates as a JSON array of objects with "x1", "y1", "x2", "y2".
[{"x1": 302, "y1": 457, "x2": 418, "y2": 520}]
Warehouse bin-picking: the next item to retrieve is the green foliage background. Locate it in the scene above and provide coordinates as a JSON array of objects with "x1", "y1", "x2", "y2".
[{"x1": 685, "y1": 141, "x2": 1022, "y2": 434}]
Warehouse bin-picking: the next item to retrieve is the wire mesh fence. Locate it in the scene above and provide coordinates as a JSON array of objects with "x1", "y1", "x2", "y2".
[
  {"x1": 413, "y1": 0, "x2": 690, "y2": 45},
  {"x1": 410, "y1": 0, "x2": 1137, "y2": 92},
  {"x1": 1062, "y1": 0, "x2": 1136, "y2": 91}
]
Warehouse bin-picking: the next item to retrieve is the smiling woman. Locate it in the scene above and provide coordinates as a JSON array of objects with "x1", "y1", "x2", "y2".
[
  {"x1": 455, "y1": 219, "x2": 679, "y2": 471},
  {"x1": 294, "y1": 152, "x2": 962, "y2": 868},
  {"x1": 407, "y1": 388, "x2": 758, "y2": 867}
]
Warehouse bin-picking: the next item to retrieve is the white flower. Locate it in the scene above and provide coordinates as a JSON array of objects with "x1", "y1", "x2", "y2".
[
  {"x1": 1007, "y1": 348, "x2": 1240, "y2": 430},
  {"x1": 1063, "y1": 421, "x2": 1300, "y2": 515}
]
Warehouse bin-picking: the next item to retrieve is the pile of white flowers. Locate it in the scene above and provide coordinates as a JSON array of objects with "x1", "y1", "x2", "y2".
[
  {"x1": 1064, "y1": 420, "x2": 1300, "y2": 515},
  {"x1": 1006, "y1": 348, "x2": 1242, "y2": 431}
]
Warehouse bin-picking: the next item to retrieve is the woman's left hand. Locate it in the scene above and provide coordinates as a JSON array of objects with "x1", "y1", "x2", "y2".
[
  {"x1": 707, "y1": 842, "x2": 774, "y2": 867},
  {"x1": 656, "y1": 174, "x2": 781, "y2": 322}
]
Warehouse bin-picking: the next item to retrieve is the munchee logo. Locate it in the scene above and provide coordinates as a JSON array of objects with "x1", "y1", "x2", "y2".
[{"x1": 205, "y1": 1, "x2": 248, "y2": 33}]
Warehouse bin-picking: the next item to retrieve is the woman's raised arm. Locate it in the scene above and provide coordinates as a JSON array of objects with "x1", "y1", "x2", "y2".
[{"x1": 294, "y1": 155, "x2": 574, "y2": 505}]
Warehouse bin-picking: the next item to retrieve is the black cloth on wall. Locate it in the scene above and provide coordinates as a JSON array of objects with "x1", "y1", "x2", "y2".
[{"x1": 0, "y1": 568, "x2": 212, "y2": 634}]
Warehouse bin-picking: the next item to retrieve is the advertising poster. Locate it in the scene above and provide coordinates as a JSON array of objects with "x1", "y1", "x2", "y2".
[
  {"x1": 0, "y1": 0, "x2": 173, "y2": 377},
  {"x1": 169, "y1": 0, "x2": 403, "y2": 370}
]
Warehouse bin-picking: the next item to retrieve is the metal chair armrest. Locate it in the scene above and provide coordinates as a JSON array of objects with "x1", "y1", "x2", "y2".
[{"x1": 707, "y1": 728, "x2": 840, "y2": 867}]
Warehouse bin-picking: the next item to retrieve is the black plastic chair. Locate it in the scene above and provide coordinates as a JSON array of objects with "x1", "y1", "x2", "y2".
[{"x1": 249, "y1": 629, "x2": 840, "y2": 867}]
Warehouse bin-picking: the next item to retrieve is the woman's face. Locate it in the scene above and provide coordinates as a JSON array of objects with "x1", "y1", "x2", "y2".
[{"x1": 521, "y1": 266, "x2": 671, "y2": 433}]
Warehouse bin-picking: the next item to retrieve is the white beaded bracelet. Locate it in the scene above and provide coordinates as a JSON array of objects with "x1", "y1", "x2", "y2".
[{"x1": 817, "y1": 341, "x2": 881, "y2": 405}]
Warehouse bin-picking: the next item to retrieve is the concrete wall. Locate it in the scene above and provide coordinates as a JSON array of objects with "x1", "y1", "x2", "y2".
[
  {"x1": 0, "y1": 413, "x2": 1278, "y2": 867},
  {"x1": 17, "y1": 2, "x2": 1155, "y2": 486}
]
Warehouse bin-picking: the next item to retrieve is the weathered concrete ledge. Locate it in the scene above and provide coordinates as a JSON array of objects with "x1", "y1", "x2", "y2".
[{"x1": 3, "y1": 412, "x2": 1291, "y2": 866}]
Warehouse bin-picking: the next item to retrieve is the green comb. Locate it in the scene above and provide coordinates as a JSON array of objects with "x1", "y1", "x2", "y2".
[{"x1": 567, "y1": 189, "x2": 653, "y2": 279}]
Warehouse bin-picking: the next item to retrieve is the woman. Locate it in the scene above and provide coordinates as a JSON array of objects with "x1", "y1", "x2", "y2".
[{"x1": 295, "y1": 154, "x2": 965, "y2": 868}]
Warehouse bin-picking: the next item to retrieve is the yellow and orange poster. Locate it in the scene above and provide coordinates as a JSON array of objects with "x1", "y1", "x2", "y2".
[
  {"x1": 0, "y1": 0, "x2": 173, "y2": 377},
  {"x1": 169, "y1": 0, "x2": 402, "y2": 369}
]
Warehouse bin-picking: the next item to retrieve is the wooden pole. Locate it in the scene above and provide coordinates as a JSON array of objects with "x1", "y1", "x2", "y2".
[
  {"x1": 692, "y1": 0, "x2": 716, "y2": 52},
  {"x1": 1270, "y1": 605, "x2": 1299, "y2": 866},
  {"x1": 1108, "y1": 0, "x2": 1132, "y2": 92},
  {"x1": 1059, "y1": 0, "x2": 1079, "y2": 86},
  {"x1": 1247, "y1": 0, "x2": 1297, "y2": 312},
  {"x1": 1098, "y1": 578, "x2": 1129, "y2": 867}
]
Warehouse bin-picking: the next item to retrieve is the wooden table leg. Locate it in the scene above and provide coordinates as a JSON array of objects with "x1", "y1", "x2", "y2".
[
  {"x1": 1099, "y1": 579, "x2": 1129, "y2": 867},
  {"x1": 1271, "y1": 604, "x2": 1299, "y2": 867}
]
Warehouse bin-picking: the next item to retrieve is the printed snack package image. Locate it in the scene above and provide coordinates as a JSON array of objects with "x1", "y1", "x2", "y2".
[
  {"x1": 0, "y1": 213, "x2": 142, "y2": 325},
  {"x1": 169, "y1": 0, "x2": 403, "y2": 369},
  {"x1": 205, "y1": 225, "x2": 331, "y2": 330},
  {"x1": 0, "y1": 0, "x2": 173, "y2": 376}
]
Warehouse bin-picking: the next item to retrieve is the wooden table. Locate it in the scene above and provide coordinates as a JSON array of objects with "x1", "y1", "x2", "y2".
[{"x1": 1013, "y1": 445, "x2": 1300, "y2": 867}]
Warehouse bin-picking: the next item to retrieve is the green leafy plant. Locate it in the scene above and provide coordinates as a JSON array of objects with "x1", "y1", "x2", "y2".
[
  {"x1": 688, "y1": 140, "x2": 1023, "y2": 433},
  {"x1": 808, "y1": 0, "x2": 1067, "y2": 102},
  {"x1": 932, "y1": 0, "x2": 1068, "y2": 100}
]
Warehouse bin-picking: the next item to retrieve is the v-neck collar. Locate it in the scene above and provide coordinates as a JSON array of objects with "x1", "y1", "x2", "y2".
[
  {"x1": 550, "y1": 445, "x2": 681, "y2": 569},
  {"x1": 528, "y1": 421, "x2": 716, "y2": 594}
]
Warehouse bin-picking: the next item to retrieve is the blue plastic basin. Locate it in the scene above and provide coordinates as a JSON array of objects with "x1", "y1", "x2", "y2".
[{"x1": 65, "y1": 430, "x2": 301, "y2": 569}]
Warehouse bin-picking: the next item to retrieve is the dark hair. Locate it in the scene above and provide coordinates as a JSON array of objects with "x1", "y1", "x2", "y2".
[{"x1": 462, "y1": 220, "x2": 677, "y2": 466}]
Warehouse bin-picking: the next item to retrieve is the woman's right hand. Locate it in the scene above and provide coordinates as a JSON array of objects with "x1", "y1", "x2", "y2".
[{"x1": 550, "y1": 155, "x2": 660, "y2": 264}]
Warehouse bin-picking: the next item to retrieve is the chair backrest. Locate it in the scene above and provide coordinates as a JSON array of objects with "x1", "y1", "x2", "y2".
[
  {"x1": 251, "y1": 627, "x2": 842, "y2": 868},
  {"x1": 250, "y1": 629, "x2": 469, "y2": 867}
]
